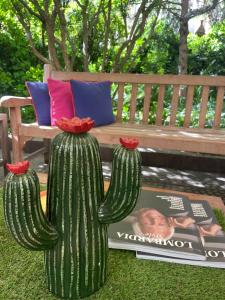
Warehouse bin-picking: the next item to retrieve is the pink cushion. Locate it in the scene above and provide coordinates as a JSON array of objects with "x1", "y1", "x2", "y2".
[{"x1": 48, "y1": 78, "x2": 75, "y2": 126}]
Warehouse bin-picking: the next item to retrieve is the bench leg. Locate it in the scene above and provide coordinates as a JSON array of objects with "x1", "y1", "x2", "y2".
[
  {"x1": 0, "y1": 113, "x2": 11, "y2": 175},
  {"x1": 43, "y1": 138, "x2": 50, "y2": 164},
  {"x1": 9, "y1": 107, "x2": 24, "y2": 163}
]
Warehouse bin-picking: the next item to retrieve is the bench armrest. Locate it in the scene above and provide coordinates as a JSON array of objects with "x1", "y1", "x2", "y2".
[{"x1": 0, "y1": 96, "x2": 32, "y2": 108}]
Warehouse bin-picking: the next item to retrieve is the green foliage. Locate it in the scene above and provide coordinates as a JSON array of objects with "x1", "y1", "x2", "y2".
[
  {"x1": 0, "y1": 2, "x2": 43, "y2": 123},
  {"x1": 0, "y1": 0, "x2": 224, "y2": 126},
  {"x1": 214, "y1": 209, "x2": 225, "y2": 231},
  {"x1": 131, "y1": 20, "x2": 179, "y2": 74},
  {"x1": 110, "y1": 19, "x2": 225, "y2": 128},
  {"x1": 0, "y1": 29, "x2": 40, "y2": 123},
  {"x1": 21, "y1": 106, "x2": 36, "y2": 124},
  {"x1": 188, "y1": 20, "x2": 225, "y2": 75},
  {"x1": 0, "y1": 20, "x2": 43, "y2": 97}
]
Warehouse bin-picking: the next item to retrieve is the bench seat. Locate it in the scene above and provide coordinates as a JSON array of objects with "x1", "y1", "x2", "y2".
[{"x1": 19, "y1": 122, "x2": 225, "y2": 155}]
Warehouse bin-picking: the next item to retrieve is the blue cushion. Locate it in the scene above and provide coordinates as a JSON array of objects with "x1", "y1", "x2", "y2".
[
  {"x1": 70, "y1": 80, "x2": 115, "y2": 126},
  {"x1": 26, "y1": 82, "x2": 51, "y2": 125}
]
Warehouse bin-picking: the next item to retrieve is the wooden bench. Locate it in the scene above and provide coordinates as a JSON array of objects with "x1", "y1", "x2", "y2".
[
  {"x1": 0, "y1": 113, "x2": 11, "y2": 175},
  {"x1": 1, "y1": 64, "x2": 225, "y2": 163}
]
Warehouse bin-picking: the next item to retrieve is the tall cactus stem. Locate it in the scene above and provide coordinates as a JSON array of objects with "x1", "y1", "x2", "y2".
[{"x1": 45, "y1": 132, "x2": 107, "y2": 298}]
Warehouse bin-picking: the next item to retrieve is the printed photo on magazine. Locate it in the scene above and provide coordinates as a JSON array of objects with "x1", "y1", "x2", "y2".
[
  {"x1": 137, "y1": 200, "x2": 225, "y2": 268},
  {"x1": 108, "y1": 190, "x2": 205, "y2": 260}
]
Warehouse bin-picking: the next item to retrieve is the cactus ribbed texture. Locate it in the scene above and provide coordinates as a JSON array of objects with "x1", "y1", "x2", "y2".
[
  {"x1": 45, "y1": 132, "x2": 108, "y2": 298},
  {"x1": 3, "y1": 117, "x2": 141, "y2": 299},
  {"x1": 98, "y1": 144, "x2": 141, "y2": 223},
  {"x1": 3, "y1": 169, "x2": 58, "y2": 250}
]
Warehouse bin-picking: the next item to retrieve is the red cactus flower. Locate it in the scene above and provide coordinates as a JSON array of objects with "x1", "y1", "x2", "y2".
[
  {"x1": 56, "y1": 117, "x2": 95, "y2": 134},
  {"x1": 120, "y1": 137, "x2": 139, "y2": 149},
  {"x1": 6, "y1": 161, "x2": 30, "y2": 175}
]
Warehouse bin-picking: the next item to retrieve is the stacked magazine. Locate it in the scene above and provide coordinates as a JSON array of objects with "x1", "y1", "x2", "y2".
[{"x1": 108, "y1": 190, "x2": 225, "y2": 268}]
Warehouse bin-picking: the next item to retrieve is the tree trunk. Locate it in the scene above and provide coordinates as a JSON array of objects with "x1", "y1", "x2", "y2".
[
  {"x1": 46, "y1": 19, "x2": 62, "y2": 70},
  {"x1": 178, "y1": 0, "x2": 189, "y2": 75},
  {"x1": 82, "y1": 2, "x2": 89, "y2": 72},
  {"x1": 101, "y1": 0, "x2": 111, "y2": 72},
  {"x1": 178, "y1": 0, "x2": 219, "y2": 75}
]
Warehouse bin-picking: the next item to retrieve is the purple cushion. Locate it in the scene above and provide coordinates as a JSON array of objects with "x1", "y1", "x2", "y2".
[
  {"x1": 26, "y1": 82, "x2": 51, "y2": 125},
  {"x1": 70, "y1": 80, "x2": 115, "y2": 126}
]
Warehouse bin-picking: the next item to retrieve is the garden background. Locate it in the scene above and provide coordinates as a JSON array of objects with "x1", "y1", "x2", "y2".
[{"x1": 0, "y1": 0, "x2": 225, "y2": 125}]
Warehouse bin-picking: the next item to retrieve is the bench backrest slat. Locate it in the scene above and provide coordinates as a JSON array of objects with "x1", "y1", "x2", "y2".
[
  {"x1": 169, "y1": 85, "x2": 180, "y2": 126},
  {"x1": 116, "y1": 83, "x2": 125, "y2": 122},
  {"x1": 199, "y1": 86, "x2": 209, "y2": 128},
  {"x1": 130, "y1": 83, "x2": 138, "y2": 123},
  {"x1": 183, "y1": 85, "x2": 195, "y2": 127},
  {"x1": 156, "y1": 85, "x2": 165, "y2": 126},
  {"x1": 213, "y1": 87, "x2": 225, "y2": 129},
  {"x1": 50, "y1": 70, "x2": 225, "y2": 86},
  {"x1": 142, "y1": 84, "x2": 152, "y2": 124},
  {"x1": 46, "y1": 66, "x2": 225, "y2": 129}
]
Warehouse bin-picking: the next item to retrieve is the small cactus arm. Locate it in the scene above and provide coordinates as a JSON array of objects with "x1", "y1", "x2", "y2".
[
  {"x1": 3, "y1": 161, "x2": 58, "y2": 250},
  {"x1": 98, "y1": 137, "x2": 141, "y2": 224}
]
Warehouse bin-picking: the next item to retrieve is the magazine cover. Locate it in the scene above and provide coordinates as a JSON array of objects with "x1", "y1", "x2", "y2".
[
  {"x1": 108, "y1": 190, "x2": 205, "y2": 260},
  {"x1": 137, "y1": 200, "x2": 225, "y2": 268}
]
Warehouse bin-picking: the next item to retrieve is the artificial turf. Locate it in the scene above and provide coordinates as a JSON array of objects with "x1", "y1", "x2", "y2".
[{"x1": 1, "y1": 188, "x2": 225, "y2": 300}]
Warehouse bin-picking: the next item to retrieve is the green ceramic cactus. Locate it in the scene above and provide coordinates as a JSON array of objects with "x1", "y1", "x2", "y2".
[{"x1": 3, "y1": 117, "x2": 141, "y2": 299}]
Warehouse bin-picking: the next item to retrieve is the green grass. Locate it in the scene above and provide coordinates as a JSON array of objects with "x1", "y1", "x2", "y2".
[{"x1": 1, "y1": 187, "x2": 225, "y2": 300}]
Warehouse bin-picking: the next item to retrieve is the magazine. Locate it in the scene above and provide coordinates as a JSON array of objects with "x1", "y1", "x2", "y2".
[
  {"x1": 108, "y1": 190, "x2": 205, "y2": 260},
  {"x1": 136, "y1": 200, "x2": 225, "y2": 268}
]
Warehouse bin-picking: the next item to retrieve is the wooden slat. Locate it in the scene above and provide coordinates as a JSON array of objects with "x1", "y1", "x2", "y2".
[
  {"x1": 142, "y1": 84, "x2": 152, "y2": 124},
  {"x1": 199, "y1": 86, "x2": 209, "y2": 128},
  {"x1": 129, "y1": 83, "x2": 138, "y2": 123},
  {"x1": 116, "y1": 83, "x2": 125, "y2": 122},
  {"x1": 19, "y1": 122, "x2": 225, "y2": 155},
  {"x1": 0, "y1": 114, "x2": 10, "y2": 164},
  {"x1": 0, "y1": 113, "x2": 11, "y2": 175},
  {"x1": 20, "y1": 121, "x2": 225, "y2": 135},
  {"x1": 20, "y1": 123, "x2": 61, "y2": 139},
  {"x1": 0, "y1": 96, "x2": 32, "y2": 108},
  {"x1": 213, "y1": 86, "x2": 225, "y2": 129},
  {"x1": 43, "y1": 64, "x2": 54, "y2": 82},
  {"x1": 156, "y1": 85, "x2": 165, "y2": 126},
  {"x1": 20, "y1": 122, "x2": 225, "y2": 139},
  {"x1": 170, "y1": 85, "x2": 180, "y2": 126},
  {"x1": 50, "y1": 68, "x2": 225, "y2": 86},
  {"x1": 183, "y1": 85, "x2": 195, "y2": 127},
  {"x1": 10, "y1": 107, "x2": 23, "y2": 162}
]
